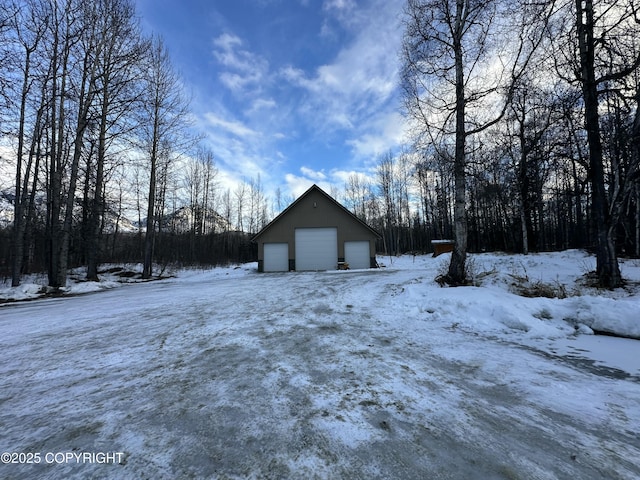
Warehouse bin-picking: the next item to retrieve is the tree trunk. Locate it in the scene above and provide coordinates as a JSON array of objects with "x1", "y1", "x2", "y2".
[
  {"x1": 47, "y1": 22, "x2": 68, "y2": 289},
  {"x1": 56, "y1": 45, "x2": 98, "y2": 288},
  {"x1": 633, "y1": 90, "x2": 640, "y2": 257},
  {"x1": 10, "y1": 47, "x2": 32, "y2": 287},
  {"x1": 447, "y1": 0, "x2": 468, "y2": 285},
  {"x1": 636, "y1": 185, "x2": 640, "y2": 258},
  {"x1": 518, "y1": 117, "x2": 530, "y2": 255},
  {"x1": 576, "y1": 0, "x2": 621, "y2": 288},
  {"x1": 86, "y1": 96, "x2": 107, "y2": 281},
  {"x1": 142, "y1": 110, "x2": 159, "y2": 279},
  {"x1": 86, "y1": 20, "x2": 114, "y2": 281}
]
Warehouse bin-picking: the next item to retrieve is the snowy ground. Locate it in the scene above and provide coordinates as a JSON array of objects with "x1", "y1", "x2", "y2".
[{"x1": 1, "y1": 250, "x2": 639, "y2": 479}]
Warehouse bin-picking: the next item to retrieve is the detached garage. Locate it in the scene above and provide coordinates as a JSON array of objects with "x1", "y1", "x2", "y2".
[{"x1": 253, "y1": 184, "x2": 381, "y2": 272}]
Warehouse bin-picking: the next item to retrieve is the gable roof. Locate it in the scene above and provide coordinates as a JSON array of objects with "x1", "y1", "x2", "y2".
[{"x1": 252, "y1": 184, "x2": 381, "y2": 241}]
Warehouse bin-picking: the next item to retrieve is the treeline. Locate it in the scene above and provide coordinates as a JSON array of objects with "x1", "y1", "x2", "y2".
[
  {"x1": 0, "y1": 0, "x2": 267, "y2": 286},
  {"x1": 341, "y1": 123, "x2": 639, "y2": 259}
]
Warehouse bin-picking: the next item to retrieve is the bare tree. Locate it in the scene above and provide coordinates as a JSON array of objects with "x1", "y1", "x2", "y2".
[
  {"x1": 200, "y1": 148, "x2": 218, "y2": 234},
  {"x1": 44, "y1": 0, "x2": 86, "y2": 289},
  {"x1": 414, "y1": 146, "x2": 454, "y2": 242},
  {"x1": 402, "y1": 0, "x2": 551, "y2": 284},
  {"x1": 221, "y1": 188, "x2": 233, "y2": 232},
  {"x1": 560, "y1": 0, "x2": 640, "y2": 287},
  {"x1": 0, "y1": 0, "x2": 16, "y2": 120},
  {"x1": 502, "y1": 76, "x2": 560, "y2": 254},
  {"x1": 8, "y1": 0, "x2": 48, "y2": 286},
  {"x1": 140, "y1": 36, "x2": 190, "y2": 279},
  {"x1": 247, "y1": 174, "x2": 268, "y2": 235},
  {"x1": 53, "y1": 0, "x2": 115, "y2": 288},
  {"x1": 633, "y1": 86, "x2": 640, "y2": 257},
  {"x1": 234, "y1": 181, "x2": 246, "y2": 233},
  {"x1": 86, "y1": 0, "x2": 145, "y2": 281},
  {"x1": 183, "y1": 146, "x2": 218, "y2": 261},
  {"x1": 345, "y1": 172, "x2": 375, "y2": 223}
]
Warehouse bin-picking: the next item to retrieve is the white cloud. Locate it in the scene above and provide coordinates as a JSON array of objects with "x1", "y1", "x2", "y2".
[
  {"x1": 212, "y1": 33, "x2": 269, "y2": 95},
  {"x1": 197, "y1": 105, "x2": 292, "y2": 204},
  {"x1": 199, "y1": 110, "x2": 267, "y2": 184},
  {"x1": 323, "y1": 0, "x2": 356, "y2": 12},
  {"x1": 284, "y1": 167, "x2": 378, "y2": 201},
  {"x1": 284, "y1": 173, "x2": 334, "y2": 199},
  {"x1": 329, "y1": 168, "x2": 376, "y2": 185},
  {"x1": 250, "y1": 98, "x2": 277, "y2": 111},
  {"x1": 300, "y1": 166, "x2": 327, "y2": 181},
  {"x1": 213, "y1": 33, "x2": 242, "y2": 61},
  {"x1": 197, "y1": 0, "x2": 408, "y2": 201},
  {"x1": 284, "y1": 173, "x2": 313, "y2": 198},
  {"x1": 322, "y1": 0, "x2": 358, "y2": 27},
  {"x1": 280, "y1": 65, "x2": 310, "y2": 88},
  {"x1": 204, "y1": 112, "x2": 260, "y2": 139},
  {"x1": 346, "y1": 110, "x2": 408, "y2": 160}
]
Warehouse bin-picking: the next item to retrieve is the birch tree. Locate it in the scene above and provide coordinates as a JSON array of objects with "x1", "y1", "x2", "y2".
[
  {"x1": 0, "y1": 0, "x2": 15, "y2": 119},
  {"x1": 8, "y1": 0, "x2": 47, "y2": 286},
  {"x1": 45, "y1": 0, "x2": 84, "y2": 289},
  {"x1": 141, "y1": 37, "x2": 190, "y2": 279},
  {"x1": 402, "y1": 0, "x2": 551, "y2": 284},
  {"x1": 85, "y1": 0, "x2": 145, "y2": 281}
]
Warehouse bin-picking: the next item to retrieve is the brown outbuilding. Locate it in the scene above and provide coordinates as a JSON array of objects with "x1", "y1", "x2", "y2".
[{"x1": 252, "y1": 184, "x2": 381, "y2": 272}]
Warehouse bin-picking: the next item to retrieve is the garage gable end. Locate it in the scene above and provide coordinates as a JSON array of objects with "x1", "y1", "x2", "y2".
[{"x1": 252, "y1": 184, "x2": 381, "y2": 243}]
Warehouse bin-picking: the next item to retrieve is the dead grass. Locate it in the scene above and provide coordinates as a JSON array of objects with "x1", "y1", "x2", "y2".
[{"x1": 510, "y1": 276, "x2": 568, "y2": 299}]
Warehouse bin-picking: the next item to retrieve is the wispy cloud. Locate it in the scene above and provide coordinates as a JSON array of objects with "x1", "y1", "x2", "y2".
[
  {"x1": 299, "y1": 166, "x2": 327, "y2": 181},
  {"x1": 346, "y1": 110, "x2": 407, "y2": 160},
  {"x1": 249, "y1": 98, "x2": 277, "y2": 111},
  {"x1": 204, "y1": 112, "x2": 260, "y2": 139},
  {"x1": 280, "y1": 0, "x2": 405, "y2": 158},
  {"x1": 288, "y1": 166, "x2": 378, "y2": 198},
  {"x1": 212, "y1": 33, "x2": 269, "y2": 95},
  {"x1": 322, "y1": 0, "x2": 357, "y2": 21},
  {"x1": 200, "y1": 110, "x2": 271, "y2": 185}
]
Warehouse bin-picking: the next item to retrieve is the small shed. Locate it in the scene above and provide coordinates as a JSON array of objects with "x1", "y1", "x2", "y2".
[
  {"x1": 252, "y1": 184, "x2": 381, "y2": 272},
  {"x1": 431, "y1": 239, "x2": 455, "y2": 257}
]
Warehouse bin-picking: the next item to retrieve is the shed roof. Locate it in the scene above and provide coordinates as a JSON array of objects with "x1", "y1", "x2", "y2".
[{"x1": 252, "y1": 184, "x2": 381, "y2": 241}]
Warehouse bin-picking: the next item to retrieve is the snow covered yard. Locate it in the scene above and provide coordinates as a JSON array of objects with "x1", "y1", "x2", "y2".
[{"x1": 1, "y1": 250, "x2": 639, "y2": 479}]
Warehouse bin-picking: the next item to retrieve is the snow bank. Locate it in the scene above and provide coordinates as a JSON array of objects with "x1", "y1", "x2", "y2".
[
  {"x1": 0, "y1": 282, "x2": 43, "y2": 301},
  {"x1": 562, "y1": 295, "x2": 640, "y2": 338},
  {"x1": 384, "y1": 250, "x2": 640, "y2": 340}
]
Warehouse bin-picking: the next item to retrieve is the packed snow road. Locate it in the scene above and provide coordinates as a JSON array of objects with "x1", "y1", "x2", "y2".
[{"x1": 1, "y1": 257, "x2": 639, "y2": 479}]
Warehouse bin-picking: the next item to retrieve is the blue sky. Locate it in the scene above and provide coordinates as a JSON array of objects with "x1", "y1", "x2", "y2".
[{"x1": 134, "y1": 0, "x2": 407, "y2": 199}]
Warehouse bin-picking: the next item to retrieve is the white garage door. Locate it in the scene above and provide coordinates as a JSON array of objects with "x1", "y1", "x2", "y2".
[
  {"x1": 263, "y1": 243, "x2": 289, "y2": 272},
  {"x1": 344, "y1": 241, "x2": 371, "y2": 270},
  {"x1": 295, "y1": 228, "x2": 337, "y2": 271}
]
